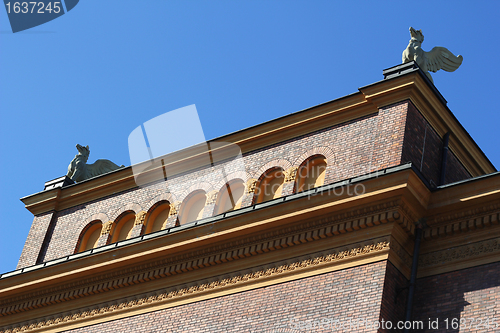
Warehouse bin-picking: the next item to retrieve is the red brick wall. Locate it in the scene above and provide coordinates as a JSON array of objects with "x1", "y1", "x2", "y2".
[
  {"x1": 379, "y1": 261, "x2": 408, "y2": 329},
  {"x1": 401, "y1": 102, "x2": 470, "y2": 187},
  {"x1": 445, "y1": 150, "x2": 471, "y2": 185},
  {"x1": 413, "y1": 262, "x2": 500, "y2": 332},
  {"x1": 16, "y1": 211, "x2": 54, "y2": 270},
  {"x1": 18, "y1": 102, "x2": 413, "y2": 268},
  {"x1": 65, "y1": 261, "x2": 395, "y2": 333},
  {"x1": 18, "y1": 100, "x2": 471, "y2": 268},
  {"x1": 401, "y1": 102, "x2": 440, "y2": 186}
]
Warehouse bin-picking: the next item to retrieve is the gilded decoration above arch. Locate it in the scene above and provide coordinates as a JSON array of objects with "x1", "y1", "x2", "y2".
[
  {"x1": 206, "y1": 191, "x2": 218, "y2": 205},
  {"x1": 284, "y1": 167, "x2": 298, "y2": 183},
  {"x1": 134, "y1": 211, "x2": 147, "y2": 225},
  {"x1": 101, "y1": 221, "x2": 113, "y2": 235},
  {"x1": 169, "y1": 201, "x2": 182, "y2": 216},
  {"x1": 245, "y1": 178, "x2": 258, "y2": 194}
]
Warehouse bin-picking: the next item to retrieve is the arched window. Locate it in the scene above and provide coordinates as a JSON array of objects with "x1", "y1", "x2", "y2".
[
  {"x1": 76, "y1": 221, "x2": 102, "y2": 253},
  {"x1": 255, "y1": 168, "x2": 285, "y2": 204},
  {"x1": 215, "y1": 179, "x2": 245, "y2": 215},
  {"x1": 295, "y1": 155, "x2": 327, "y2": 193},
  {"x1": 144, "y1": 202, "x2": 170, "y2": 234},
  {"x1": 179, "y1": 190, "x2": 207, "y2": 225},
  {"x1": 110, "y1": 212, "x2": 136, "y2": 243}
]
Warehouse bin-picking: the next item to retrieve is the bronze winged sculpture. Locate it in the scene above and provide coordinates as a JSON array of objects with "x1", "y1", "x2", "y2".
[
  {"x1": 67, "y1": 144, "x2": 124, "y2": 183},
  {"x1": 402, "y1": 27, "x2": 463, "y2": 83}
]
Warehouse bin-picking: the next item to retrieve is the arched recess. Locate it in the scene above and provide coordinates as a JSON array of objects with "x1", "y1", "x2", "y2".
[
  {"x1": 179, "y1": 190, "x2": 207, "y2": 225},
  {"x1": 252, "y1": 159, "x2": 292, "y2": 181},
  {"x1": 109, "y1": 211, "x2": 136, "y2": 243},
  {"x1": 75, "y1": 220, "x2": 102, "y2": 253},
  {"x1": 254, "y1": 167, "x2": 285, "y2": 204},
  {"x1": 214, "y1": 179, "x2": 245, "y2": 215},
  {"x1": 144, "y1": 201, "x2": 170, "y2": 234},
  {"x1": 108, "y1": 203, "x2": 142, "y2": 223},
  {"x1": 143, "y1": 193, "x2": 175, "y2": 214},
  {"x1": 294, "y1": 155, "x2": 327, "y2": 193}
]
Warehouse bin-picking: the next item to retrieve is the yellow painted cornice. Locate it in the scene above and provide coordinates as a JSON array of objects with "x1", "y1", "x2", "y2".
[
  {"x1": 427, "y1": 173, "x2": 500, "y2": 216},
  {"x1": 7, "y1": 169, "x2": 423, "y2": 297},
  {"x1": 4, "y1": 168, "x2": 433, "y2": 331},
  {"x1": 6, "y1": 168, "x2": 500, "y2": 331}
]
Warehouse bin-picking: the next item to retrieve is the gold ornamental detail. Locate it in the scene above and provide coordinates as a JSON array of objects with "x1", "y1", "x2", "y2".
[{"x1": 0, "y1": 238, "x2": 390, "y2": 333}]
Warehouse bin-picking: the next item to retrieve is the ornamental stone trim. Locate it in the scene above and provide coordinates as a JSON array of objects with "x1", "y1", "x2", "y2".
[
  {"x1": 245, "y1": 179, "x2": 257, "y2": 194},
  {"x1": 0, "y1": 201, "x2": 401, "y2": 317},
  {"x1": 0, "y1": 237, "x2": 391, "y2": 333},
  {"x1": 168, "y1": 202, "x2": 181, "y2": 216},
  {"x1": 419, "y1": 237, "x2": 500, "y2": 269},
  {"x1": 284, "y1": 167, "x2": 298, "y2": 183},
  {"x1": 206, "y1": 191, "x2": 218, "y2": 205},
  {"x1": 134, "y1": 211, "x2": 147, "y2": 226},
  {"x1": 100, "y1": 221, "x2": 113, "y2": 236},
  {"x1": 424, "y1": 209, "x2": 499, "y2": 240}
]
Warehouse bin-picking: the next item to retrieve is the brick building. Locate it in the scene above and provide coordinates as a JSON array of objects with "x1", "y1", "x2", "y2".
[{"x1": 1, "y1": 62, "x2": 499, "y2": 332}]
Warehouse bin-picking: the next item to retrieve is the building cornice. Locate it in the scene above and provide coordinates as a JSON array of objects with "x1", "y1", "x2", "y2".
[
  {"x1": 4, "y1": 169, "x2": 426, "y2": 331},
  {"x1": 4, "y1": 169, "x2": 500, "y2": 331}
]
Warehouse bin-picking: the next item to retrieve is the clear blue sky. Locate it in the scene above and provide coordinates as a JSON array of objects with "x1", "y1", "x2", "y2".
[{"x1": 1, "y1": 1, "x2": 499, "y2": 274}]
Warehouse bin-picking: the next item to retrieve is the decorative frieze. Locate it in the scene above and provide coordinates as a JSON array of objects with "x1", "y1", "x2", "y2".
[
  {"x1": 419, "y1": 237, "x2": 500, "y2": 269},
  {"x1": 424, "y1": 210, "x2": 499, "y2": 240},
  {"x1": 0, "y1": 238, "x2": 391, "y2": 333},
  {"x1": 388, "y1": 237, "x2": 412, "y2": 268},
  {"x1": 0, "y1": 201, "x2": 402, "y2": 319}
]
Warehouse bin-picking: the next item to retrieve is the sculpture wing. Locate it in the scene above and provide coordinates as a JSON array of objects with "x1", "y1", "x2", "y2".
[
  {"x1": 425, "y1": 47, "x2": 463, "y2": 73},
  {"x1": 86, "y1": 159, "x2": 123, "y2": 178}
]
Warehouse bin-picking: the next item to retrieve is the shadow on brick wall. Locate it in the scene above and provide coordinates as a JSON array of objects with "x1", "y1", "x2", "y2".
[{"x1": 412, "y1": 262, "x2": 499, "y2": 332}]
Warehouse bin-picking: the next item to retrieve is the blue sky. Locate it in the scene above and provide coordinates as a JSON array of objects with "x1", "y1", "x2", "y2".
[{"x1": 1, "y1": 1, "x2": 499, "y2": 274}]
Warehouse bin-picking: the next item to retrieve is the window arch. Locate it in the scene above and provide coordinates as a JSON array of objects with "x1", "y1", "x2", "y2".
[
  {"x1": 76, "y1": 220, "x2": 102, "y2": 253},
  {"x1": 110, "y1": 212, "x2": 136, "y2": 243},
  {"x1": 295, "y1": 155, "x2": 327, "y2": 193},
  {"x1": 144, "y1": 202, "x2": 170, "y2": 234},
  {"x1": 255, "y1": 168, "x2": 285, "y2": 204},
  {"x1": 179, "y1": 190, "x2": 207, "y2": 225},
  {"x1": 215, "y1": 179, "x2": 245, "y2": 215}
]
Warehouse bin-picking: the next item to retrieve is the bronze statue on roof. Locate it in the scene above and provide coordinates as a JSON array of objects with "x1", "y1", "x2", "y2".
[
  {"x1": 67, "y1": 144, "x2": 124, "y2": 183},
  {"x1": 402, "y1": 27, "x2": 463, "y2": 83}
]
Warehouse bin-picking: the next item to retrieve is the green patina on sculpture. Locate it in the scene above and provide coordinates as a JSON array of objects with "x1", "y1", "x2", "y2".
[
  {"x1": 67, "y1": 144, "x2": 124, "y2": 183},
  {"x1": 402, "y1": 27, "x2": 463, "y2": 83}
]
